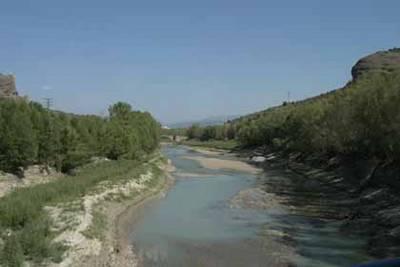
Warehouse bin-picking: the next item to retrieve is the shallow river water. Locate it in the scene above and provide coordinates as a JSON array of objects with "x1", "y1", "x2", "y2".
[{"x1": 129, "y1": 146, "x2": 370, "y2": 267}]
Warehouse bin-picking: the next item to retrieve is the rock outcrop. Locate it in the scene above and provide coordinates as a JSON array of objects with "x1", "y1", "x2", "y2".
[
  {"x1": 0, "y1": 74, "x2": 18, "y2": 97},
  {"x1": 352, "y1": 48, "x2": 400, "y2": 80}
]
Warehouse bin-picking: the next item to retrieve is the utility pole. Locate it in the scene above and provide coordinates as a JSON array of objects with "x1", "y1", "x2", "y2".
[
  {"x1": 43, "y1": 97, "x2": 52, "y2": 110},
  {"x1": 287, "y1": 91, "x2": 291, "y2": 103},
  {"x1": 42, "y1": 97, "x2": 54, "y2": 173}
]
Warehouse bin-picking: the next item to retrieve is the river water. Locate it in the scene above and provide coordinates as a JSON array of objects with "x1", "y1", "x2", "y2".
[{"x1": 129, "y1": 145, "x2": 370, "y2": 267}]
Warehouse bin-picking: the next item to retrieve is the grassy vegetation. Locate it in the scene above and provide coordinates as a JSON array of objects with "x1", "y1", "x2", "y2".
[
  {"x1": 161, "y1": 127, "x2": 186, "y2": 137},
  {"x1": 234, "y1": 72, "x2": 400, "y2": 162},
  {"x1": 83, "y1": 155, "x2": 165, "y2": 242},
  {"x1": 0, "y1": 158, "x2": 155, "y2": 266},
  {"x1": 182, "y1": 139, "x2": 239, "y2": 150},
  {"x1": 183, "y1": 71, "x2": 400, "y2": 165},
  {"x1": 83, "y1": 209, "x2": 108, "y2": 241}
]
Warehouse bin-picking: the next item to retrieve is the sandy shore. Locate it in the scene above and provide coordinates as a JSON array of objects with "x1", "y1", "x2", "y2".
[{"x1": 184, "y1": 155, "x2": 260, "y2": 174}]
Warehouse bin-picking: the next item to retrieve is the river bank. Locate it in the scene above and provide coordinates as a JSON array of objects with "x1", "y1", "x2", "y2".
[
  {"x1": 130, "y1": 145, "x2": 372, "y2": 266},
  {"x1": 0, "y1": 151, "x2": 173, "y2": 267},
  {"x1": 229, "y1": 145, "x2": 400, "y2": 260},
  {"x1": 184, "y1": 140, "x2": 400, "y2": 259},
  {"x1": 129, "y1": 145, "x2": 300, "y2": 266},
  {"x1": 60, "y1": 153, "x2": 175, "y2": 267}
]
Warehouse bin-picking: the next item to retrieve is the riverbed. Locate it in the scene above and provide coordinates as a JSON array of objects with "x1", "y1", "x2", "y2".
[{"x1": 128, "y1": 145, "x2": 370, "y2": 267}]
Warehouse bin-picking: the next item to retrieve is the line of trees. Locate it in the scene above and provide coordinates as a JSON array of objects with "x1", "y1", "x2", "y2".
[
  {"x1": 186, "y1": 71, "x2": 400, "y2": 163},
  {"x1": 0, "y1": 100, "x2": 160, "y2": 175},
  {"x1": 186, "y1": 123, "x2": 236, "y2": 141}
]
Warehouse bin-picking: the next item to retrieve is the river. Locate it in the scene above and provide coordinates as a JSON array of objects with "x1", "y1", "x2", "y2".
[{"x1": 128, "y1": 145, "x2": 370, "y2": 267}]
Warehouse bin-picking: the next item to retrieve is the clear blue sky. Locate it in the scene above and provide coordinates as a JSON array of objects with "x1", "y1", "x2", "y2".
[{"x1": 1, "y1": 0, "x2": 399, "y2": 124}]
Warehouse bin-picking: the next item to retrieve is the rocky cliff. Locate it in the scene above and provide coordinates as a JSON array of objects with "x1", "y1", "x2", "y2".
[
  {"x1": 0, "y1": 74, "x2": 18, "y2": 97},
  {"x1": 352, "y1": 48, "x2": 400, "y2": 80}
]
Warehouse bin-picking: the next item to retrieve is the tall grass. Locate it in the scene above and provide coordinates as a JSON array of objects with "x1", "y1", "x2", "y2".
[{"x1": 0, "y1": 159, "x2": 149, "y2": 266}]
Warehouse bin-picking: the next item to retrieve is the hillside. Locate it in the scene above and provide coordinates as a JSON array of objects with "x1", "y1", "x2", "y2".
[
  {"x1": 233, "y1": 48, "x2": 400, "y2": 124},
  {"x1": 168, "y1": 115, "x2": 239, "y2": 129},
  {"x1": 226, "y1": 48, "x2": 400, "y2": 162},
  {"x1": 352, "y1": 48, "x2": 400, "y2": 80},
  {"x1": 183, "y1": 48, "x2": 400, "y2": 258}
]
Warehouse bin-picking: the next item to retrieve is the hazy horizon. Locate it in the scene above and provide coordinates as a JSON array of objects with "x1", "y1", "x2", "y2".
[{"x1": 1, "y1": 0, "x2": 399, "y2": 124}]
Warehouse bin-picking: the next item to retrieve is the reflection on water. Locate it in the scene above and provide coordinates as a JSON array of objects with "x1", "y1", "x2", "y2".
[{"x1": 130, "y1": 145, "x2": 370, "y2": 267}]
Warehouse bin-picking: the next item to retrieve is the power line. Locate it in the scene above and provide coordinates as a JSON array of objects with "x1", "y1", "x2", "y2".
[{"x1": 43, "y1": 97, "x2": 52, "y2": 110}]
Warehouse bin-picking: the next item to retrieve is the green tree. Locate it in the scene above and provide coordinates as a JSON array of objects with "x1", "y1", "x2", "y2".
[{"x1": 0, "y1": 101, "x2": 37, "y2": 174}]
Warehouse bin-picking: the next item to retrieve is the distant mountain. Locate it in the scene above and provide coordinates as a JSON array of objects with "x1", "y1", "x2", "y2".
[{"x1": 168, "y1": 115, "x2": 239, "y2": 129}]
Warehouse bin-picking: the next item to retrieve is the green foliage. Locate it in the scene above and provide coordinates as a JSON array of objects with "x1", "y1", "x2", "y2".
[
  {"x1": 160, "y1": 127, "x2": 186, "y2": 137},
  {"x1": 103, "y1": 103, "x2": 160, "y2": 159},
  {"x1": 184, "y1": 72, "x2": 400, "y2": 162},
  {"x1": 0, "y1": 100, "x2": 160, "y2": 265},
  {"x1": 186, "y1": 124, "x2": 202, "y2": 139},
  {"x1": 0, "y1": 100, "x2": 160, "y2": 174},
  {"x1": 232, "y1": 72, "x2": 400, "y2": 161},
  {"x1": 18, "y1": 217, "x2": 65, "y2": 263},
  {"x1": 0, "y1": 100, "x2": 37, "y2": 173},
  {"x1": 185, "y1": 123, "x2": 237, "y2": 142},
  {"x1": 0, "y1": 159, "x2": 151, "y2": 265},
  {"x1": 200, "y1": 126, "x2": 217, "y2": 141},
  {"x1": 83, "y1": 210, "x2": 107, "y2": 240},
  {"x1": 1, "y1": 234, "x2": 24, "y2": 267},
  {"x1": 183, "y1": 139, "x2": 239, "y2": 150}
]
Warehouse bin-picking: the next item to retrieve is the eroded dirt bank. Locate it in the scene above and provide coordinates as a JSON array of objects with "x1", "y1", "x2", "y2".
[
  {"x1": 239, "y1": 146, "x2": 400, "y2": 259},
  {"x1": 45, "y1": 154, "x2": 175, "y2": 267}
]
